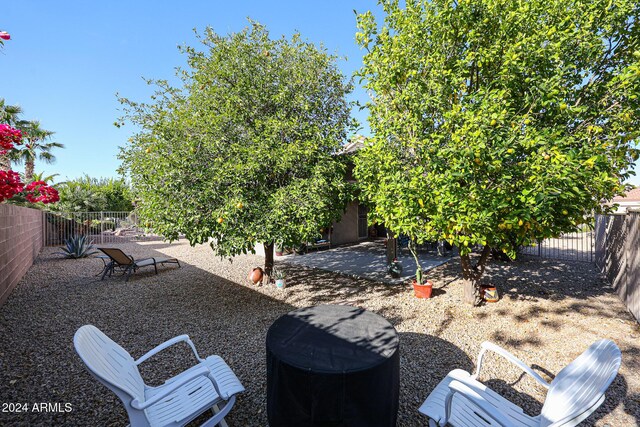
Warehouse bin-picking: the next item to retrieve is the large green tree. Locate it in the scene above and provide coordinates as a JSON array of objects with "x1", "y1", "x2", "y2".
[
  {"x1": 118, "y1": 22, "x2": 355, "y2": 280},
  {"x1": 355, "y1": 0, "x2": 640, "y2": 304},
  {"x1": 52, "y1": 175, "x2": 133, "y2": 212}
]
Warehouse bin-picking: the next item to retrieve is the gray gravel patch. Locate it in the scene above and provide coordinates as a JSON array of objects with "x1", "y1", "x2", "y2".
[{"x1": 0, "y1": 240, "x2": 638, "y2": 426}]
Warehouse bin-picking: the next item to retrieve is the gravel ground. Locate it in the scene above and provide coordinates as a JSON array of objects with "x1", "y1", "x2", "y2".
[{"x1": 1, "y1": 240, "x2": 639, "y2": 426}]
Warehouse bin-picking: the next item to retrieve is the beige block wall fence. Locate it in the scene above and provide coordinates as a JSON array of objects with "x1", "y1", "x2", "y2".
[{"x1": 0, "y1": 204, "x2": 44, "y2": 305}]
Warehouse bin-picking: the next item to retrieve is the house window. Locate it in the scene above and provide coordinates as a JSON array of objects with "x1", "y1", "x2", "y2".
[{"x1": 358, "y1": 204, "x2": 368, "y2": 238}]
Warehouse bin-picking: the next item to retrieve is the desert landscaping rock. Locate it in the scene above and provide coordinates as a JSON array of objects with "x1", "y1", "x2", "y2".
[{"x1": 0, "y1": 240, "x2": 638, "y2": 426}]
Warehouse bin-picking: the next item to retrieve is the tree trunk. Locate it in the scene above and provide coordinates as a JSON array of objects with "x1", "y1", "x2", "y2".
[
  {"x1": 460, "y1": 254, "x2": 480, "y2": 305},
  {"x1": 263, "y1": 241, "x2": 274, "y2": 285},
  {"x1": 385, "y1": 231, "x2": 397, "y2": 264},
  {"x1": 25, "y1": 160, "x2": 34, "y2": 182},
  {"x1": 460, "y1": 245, "x2": 492, "y2": 306}
]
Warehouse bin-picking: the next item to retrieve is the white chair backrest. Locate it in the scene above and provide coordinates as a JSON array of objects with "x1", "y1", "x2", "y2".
[
  {"x1": 540, "y1": 339, "x2": 621, "y2": 426},
  {"x1": 74, "y1": 325, "x2": 146, "y2": 403}
]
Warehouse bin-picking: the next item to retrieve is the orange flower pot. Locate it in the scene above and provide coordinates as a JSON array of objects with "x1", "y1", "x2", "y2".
[
  {"x1": 413, "y1": 279, "x2": 433, "y2": 298},
  {"x1": 248, "y1": 267, "x2": 264, "y2": 285}
]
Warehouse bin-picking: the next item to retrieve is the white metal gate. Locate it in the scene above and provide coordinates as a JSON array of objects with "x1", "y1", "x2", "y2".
[
  {"x1": 519, "y1": 224, "x2": 595, "y2": 263},
  {"x1": 44, "y1": 211, "x2": 161, "y2": 246}
]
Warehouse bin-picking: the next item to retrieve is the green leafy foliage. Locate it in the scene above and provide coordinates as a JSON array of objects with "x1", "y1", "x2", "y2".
[
  {"x1": 118, "y1": 22, "x2": 355, "y2": 261},
  {"x1": 355, "y1": 0, "x2": 640, "y2": 300},
  {"x1": 273, "y1": 268, "x2": 286, "y2": 280},
  {"x1": 59, "y1": 235, "x2": 98, "y2": 259},
  {"x1": 52, "y1": 175, "x2": 134, "y2": 212}
]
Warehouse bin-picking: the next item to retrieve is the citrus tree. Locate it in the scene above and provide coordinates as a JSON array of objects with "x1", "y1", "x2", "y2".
[
  {"x1": 118, "y1": 22, "x2": 355, "y2": 281},
  {"x1": 355, "y1": 0, "x2": 640, "y2": 304}
]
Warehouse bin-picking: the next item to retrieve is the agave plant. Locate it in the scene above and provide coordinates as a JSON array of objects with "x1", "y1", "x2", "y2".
[
  {"x1": 59, "y1": 235, "x2": 98, "y2": 259},
  {"x1": 273, "y1": 268, "x2": 286, "y2": 280}
]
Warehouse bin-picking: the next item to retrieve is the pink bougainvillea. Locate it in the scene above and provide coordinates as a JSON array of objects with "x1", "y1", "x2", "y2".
[
  {"x1": 0, "y1": 31, "x2": 9, "y2": 41},
  {"x1": 24, "y1": 180, "x2": 60, "y2": 204},
  {"x1": 0, "y1": 123, "x2": 22, "y2": 154},
  {"x1": 0, "y1": 170, "x2": 25, "y2": 202}
]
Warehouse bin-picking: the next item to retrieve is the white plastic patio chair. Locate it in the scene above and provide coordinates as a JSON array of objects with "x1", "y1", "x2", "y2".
[
  {"x1": 74, "y1": 325, "x2": 244, "y2": 427},
  {"x1": 419, "y1": 339, "x2": 621, "y2": 427}
]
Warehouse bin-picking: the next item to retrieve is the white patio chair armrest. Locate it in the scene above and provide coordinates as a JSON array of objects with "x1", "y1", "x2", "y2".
[
  {"x1": 135, "y1": 334, "x2": 204, "y2": 365},
  {"x1": 473, "y1": 341, "x2": 550, "y2": 389},
  {"x1": 131, "y1": 365, "x2": 210, "y2": 410},
  {"x1": 442, "y1": 380, "x2": 517, "y2": 427}
]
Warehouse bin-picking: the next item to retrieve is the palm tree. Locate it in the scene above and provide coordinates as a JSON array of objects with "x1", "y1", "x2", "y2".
[
  {"x1": 0, "y1": 99, "x2": 24, "y2": 171},
  {"x1": 9, "y1": 120, "x2": 64, "y2": 181},
  {"x1": 0, "y1": 99, "x2": 24, "y2": 125},
  {"x1": 27, "y1": 171, "x2": 60, "y2": 185}
]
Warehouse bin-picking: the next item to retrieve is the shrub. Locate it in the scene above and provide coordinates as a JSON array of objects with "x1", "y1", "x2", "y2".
[{"x1": 59, "y1": 235, "x2": 98, "y2": 259}]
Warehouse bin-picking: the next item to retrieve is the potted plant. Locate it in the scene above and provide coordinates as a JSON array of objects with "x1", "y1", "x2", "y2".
[
  {"x1": 273, "y1": 268, "x2": 287, "y2": 289},
  {"x1": 409, "y1": 241, "x2": 433, "y2": 298},
  {"x1": 480, "y1": 285, "x2": 499, "y2": 302},
  {"x1": 275, "y1": 240, "x2": 284, "y2": 257}
]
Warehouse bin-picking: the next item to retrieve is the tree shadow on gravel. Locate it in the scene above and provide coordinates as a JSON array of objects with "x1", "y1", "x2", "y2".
[
  {"x1": 285, "y1": 263, "x2": 410, "y2": 305},
  {"x1": 396, "y1": 332, "x2": 473, "y2": 427},
  {"x1": 482, "y1": 255, "x2": 610, "y2": 301},
  {"x1": 1, "y1": 243, "x2": 461, "y2": 427},
  {"x1": 0, "y1": 245, "x2": 297, "y2": 427},
  {"x1": 469, "y1": 255, "x2": 636, "y2": 327}
]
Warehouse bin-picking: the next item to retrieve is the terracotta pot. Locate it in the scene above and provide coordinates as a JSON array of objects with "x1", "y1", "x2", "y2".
[
  {"x1": 248, "y1": 267, "x2": 264, "y2": 285},
  {"x1": 413, "y1": 279, "x2": 433, "y2": 298},
  {"x1": 481, "y1": 286, "x2": 499, "y2": 303}
]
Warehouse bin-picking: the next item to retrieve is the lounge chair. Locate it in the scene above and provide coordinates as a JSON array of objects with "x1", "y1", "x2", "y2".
[
  {"x1": 74, "y1": 325, "x2": 244, "y2": 427},
  {"x1": 419, "y1": 339, "x2": 621, "y2": 426},
  {"x1": 98, "y1": 247, "x2": 180, "y2": 281}
]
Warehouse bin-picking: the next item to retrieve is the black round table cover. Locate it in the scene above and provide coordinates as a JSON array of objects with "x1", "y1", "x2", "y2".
[{"x1": 266, "y1": 305, "x2": 400, "y2": 427}]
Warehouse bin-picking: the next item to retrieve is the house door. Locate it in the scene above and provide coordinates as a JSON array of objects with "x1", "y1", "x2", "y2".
[{"x1": 358, "y1": 204, "x2": 368, "y2": 238}]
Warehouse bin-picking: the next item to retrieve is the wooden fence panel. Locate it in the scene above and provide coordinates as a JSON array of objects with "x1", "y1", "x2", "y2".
[
  {"x1": 597, "y1": 211, "x2": 640, "y2": 322},
  {"x1": 594, "y1": 215, "x2": 607, "y2": 270},
  {"x1": 606, "y1": 215, "x2": 627, "y2": 300},
  {"x1": 626, "y1": 212, "x2": 640, "y2": 321}
]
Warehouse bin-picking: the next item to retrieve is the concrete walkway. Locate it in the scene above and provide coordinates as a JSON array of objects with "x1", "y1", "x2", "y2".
[{"x1": 278, "y1": 240, "x2": 453, "y2": 284}]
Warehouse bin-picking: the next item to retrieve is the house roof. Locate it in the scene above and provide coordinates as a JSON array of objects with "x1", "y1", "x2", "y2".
[
  {"x1": 612, "y1": 187, "x2": 640, "y2": 202},
  {"x1": 340, "y1": 135, "x2": 366, "y2": 155}
]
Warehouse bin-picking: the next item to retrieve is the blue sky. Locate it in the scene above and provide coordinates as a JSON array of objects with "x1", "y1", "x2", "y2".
[
  {"x1": 2, "y1": 1, "x2": 639, "y2": 186},
  {"x1": 2, "y1": 1, "x2": 379, "y2": 182}
]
